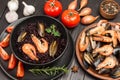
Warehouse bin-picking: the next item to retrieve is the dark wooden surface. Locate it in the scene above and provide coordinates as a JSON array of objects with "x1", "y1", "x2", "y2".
[{"x1": 0, "y1": 0, "x2": 120, "y2": 80}]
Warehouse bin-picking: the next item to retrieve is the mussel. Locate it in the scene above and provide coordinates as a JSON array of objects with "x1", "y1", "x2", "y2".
[
  {"x1": 37, "y1": 22, "x2": 45, "y2": 37},
  {"x1": 86, "y1": 40, "x2": 92, "y2": 53},
  {"x1": 102, "y1": 22, "x2": 111, "y2": 30},
  {"x1": 83, "y1": 59, "x2": 89, "y2": 69},
  {"x1": 83, "y1": 52, "x2": 94, "y2": 65},
  {"x1": 98, "y1": 68, "x2": 111, "y2": 74},
  {"x1": 110, "y1": 67, "x2": 120, "y2": 78},
  {"x1": 89, "y1": 36, "x2": 96, "y2": 49},
  {"x1": 113, "y1": 47, "x2": 120, "y2": 55},
  {"x1": 17, "y1": 31, "x2": 27, "y2": 42},
  {"x1": 93, "y1": 55, "x2": 105, "y2": 67},
  {"x1": 49, "y1": 41, "x2": 58, "y2": 57},
  {"x1": 92, "y1": 42, "x2": 102, "y2": 57}
]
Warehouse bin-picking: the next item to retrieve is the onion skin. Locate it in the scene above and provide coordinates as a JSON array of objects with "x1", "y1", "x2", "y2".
[
  {"x1": 68, "y1": 0, "x2": 77, "y2": 10},
  {"x1": 81, "y1": 15, "x2": 99, "y2": 25},
  {"x1": 79, "y1": 7, "x2": 92, "y2": 16},
  {"x1": 78, "y1": 0, "x2": 88, "y2": 11}
]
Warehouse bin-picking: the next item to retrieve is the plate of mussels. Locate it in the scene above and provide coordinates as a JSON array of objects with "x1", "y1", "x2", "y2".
[{"x1": 76, "y1": 20, "x2": 120, "y2": 80}]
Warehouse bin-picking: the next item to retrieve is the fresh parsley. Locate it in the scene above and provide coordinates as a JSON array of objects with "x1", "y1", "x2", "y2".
[{"x1": 45, "y1": 24, "x2": 61, "y2": 37}]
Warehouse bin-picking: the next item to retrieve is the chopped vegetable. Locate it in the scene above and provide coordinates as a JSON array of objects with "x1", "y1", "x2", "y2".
[
  {"x1": 0, "y1": 46, "x2": 10, "y2": 60},
  {"x1": 0, "y1": 34, "x2": 10, "y2": 47},
  {"x1": 17, "y1": 61, "x2": 24, "y2": 77},
  {"x1": 8, "y1": 54, "x2": 17, "y2": 69}
]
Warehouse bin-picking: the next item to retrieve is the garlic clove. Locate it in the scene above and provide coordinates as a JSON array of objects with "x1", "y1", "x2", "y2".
[
  {"x1": 22, "y1": 1, "x2": 35, "y2": 16},
  {"x1": 5, "y1": 11, "x2": 18, "y2": 23},
  {"x1": 7, "y1": 0, "x2": 19, "y2": 11}
]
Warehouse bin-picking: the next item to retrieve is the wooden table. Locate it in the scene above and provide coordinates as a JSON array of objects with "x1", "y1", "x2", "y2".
[{"x1": 0, "y1": 0, "x2": 120, "y2": 80}]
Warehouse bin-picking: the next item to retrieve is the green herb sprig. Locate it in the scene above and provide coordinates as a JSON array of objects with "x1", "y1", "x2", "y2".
[
  {"x1": 45, "y1": 24, "x2": 61, "y2": 37},
  {"x1": 29, "y1": 66, "x2": 68, "y2": 76}
]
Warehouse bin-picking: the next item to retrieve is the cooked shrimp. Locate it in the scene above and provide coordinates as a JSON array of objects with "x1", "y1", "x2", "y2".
[
  {"x1": 88, "y1": 26, "x2": 105, "y2": 35},
  {"x1": 102, "y1": 30, "x2": 118, "y2": 47},
  {"x1": 22, "y1": 43, "x2": 38, "y2": 61},
  {"x1": 97, "y1": 20, "x2": 108, "y2": 27},
  {"x1": 93, "y1": 45, "x2": 113, "y2": 56},
  {"x1": 31, "y1": 34, "x2": 48, "y2": 53},
  {"x1": 112, "y1": 25, "x2": 120, "y2": 42},
  {"x1": 93, "y1": 36, "x2": 112, "y2": 42},
  {"x1": 88, "y1": 20, "x2": 108, "y2": 35},
  {"x1": 96, "y1": 55, "x2": 118, "y2": 70},
  {"x1": 79, "y1": 32, "x2": 89, "y2": 52}
]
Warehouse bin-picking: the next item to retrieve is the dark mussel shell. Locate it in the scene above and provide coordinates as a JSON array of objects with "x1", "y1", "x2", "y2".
[
  {"x1": 37, "y1": 22, "x2": 45, "y2": 37},
  {"x1": 49, "y1": 41, "x2": 58, "y2": 57},
  {"x1": 110, "y1": 66, "x2": 120, "y2": 78},
  {"x1": 17, "y1": 31, "x2": 27, "y2": 42},
  {"x1": 83, "y1": 52, "x2": 94, "y2": 65}
]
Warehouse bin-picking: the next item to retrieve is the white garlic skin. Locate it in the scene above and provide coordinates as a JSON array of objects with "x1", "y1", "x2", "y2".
[
  {"x1": 7, "y1": 0, "x2": 19, "y2": 11},
  {"x1": 22, "y1": 1, "x2": 35, "y2": 16},
  {"x1": 5, "y1": 11, "x2": 18, "y2": 23}
]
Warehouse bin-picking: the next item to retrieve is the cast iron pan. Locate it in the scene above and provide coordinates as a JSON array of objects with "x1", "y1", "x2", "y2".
[
  {"x1": 10, "y1": 15, "x2": 68, "y2": 66},
  {"x1": 0, "y1": 17, "x2": 74, "y2": 80}
]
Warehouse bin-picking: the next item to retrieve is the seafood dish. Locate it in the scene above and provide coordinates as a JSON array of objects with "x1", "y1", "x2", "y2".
[
  {"x1": 76, "y1": 20, "x2": 120, "y2": 79},
  {"x1": 10, "y1": 16, "x2": 67, "y2": 65}
]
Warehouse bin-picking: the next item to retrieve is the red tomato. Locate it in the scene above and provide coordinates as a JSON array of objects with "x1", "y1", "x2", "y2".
[
  {"x1": 44, "y1": 0, "x2": 62, "y2": 17},
  {"x1": 61, "y1": 9, "x2": 80, "y2": 28},
  {"x1": 6, "y1": 26, "x2": 14, "y2": 33},
  {"x1": 0, "y1": 34, "x2": 10, "y2": 48},
  {"x1": 0, "y1": 46, "x2": 10, "y2": 60},
  {"x1": 8, "y1": 54, "x2": 17, "y2": 69},
  {"x1": 17, "y1": 61, "x2": 24, "y2": 78}
]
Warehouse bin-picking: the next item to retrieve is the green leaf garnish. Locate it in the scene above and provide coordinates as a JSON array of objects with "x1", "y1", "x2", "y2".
[
  {"x1": 45, "y1": 28, "x2": 51, "y2": 33},
  {"x1": 45, "y1": 24, "x2": 61, "y2": 37}
]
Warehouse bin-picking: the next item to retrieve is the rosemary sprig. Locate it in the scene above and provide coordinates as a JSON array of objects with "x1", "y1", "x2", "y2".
[{"x1": 29, "y1": 66, "x2": 68, "y2": 76}]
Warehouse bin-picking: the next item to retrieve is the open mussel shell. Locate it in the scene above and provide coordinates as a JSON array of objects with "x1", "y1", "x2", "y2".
[
  {"x1": 37, "y1": 22, "x2": 45, "y2": 37},
  {"x1": 17, "y1": 31, "x2": 27, "y2": 42},
  {"x1": 110, "y1": 67, "x2": 120, "y2": 78},
  {"x1": 83, "y1": 59, "x2": 90, "y2": 69},
  {"x1": 98, "y1": 68, "x2": 111, "y2": 74},
  {"x1": 49, "y1": 41, "x2": 58, "y2": 57},
  {"x1": 83, "y1": 52, "x2": 94, "y2": 65},
  {"x1": 93, "y1": 55, "x2": 105, "y2": 68}
]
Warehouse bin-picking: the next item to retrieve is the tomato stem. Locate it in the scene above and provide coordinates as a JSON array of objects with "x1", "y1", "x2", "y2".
[
  {"x1": 50, "y1": 0, "x2": 56, "y2": 7},
  {"x1": 69, "y1": 12, "x2": 74, "y2": 16},
  {"x1": 50, "y1": 2, "x2": 54, "y2": 6}
]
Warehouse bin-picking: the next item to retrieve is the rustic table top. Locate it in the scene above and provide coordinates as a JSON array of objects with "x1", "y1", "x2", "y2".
[{"x1": 0, "y1": 0, "x2": 120, "y2": 80}]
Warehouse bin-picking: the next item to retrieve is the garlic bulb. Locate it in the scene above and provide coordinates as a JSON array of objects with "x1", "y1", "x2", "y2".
[
  {"x1": 5, "y1": 11, "x2": 18, "y2": 23},
  {"x1": 22, "y1": 1, "x2": 35, "y2": 16},
  {"x1": 7, "y1": 0, "x2": 19, "y2": 11}
]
